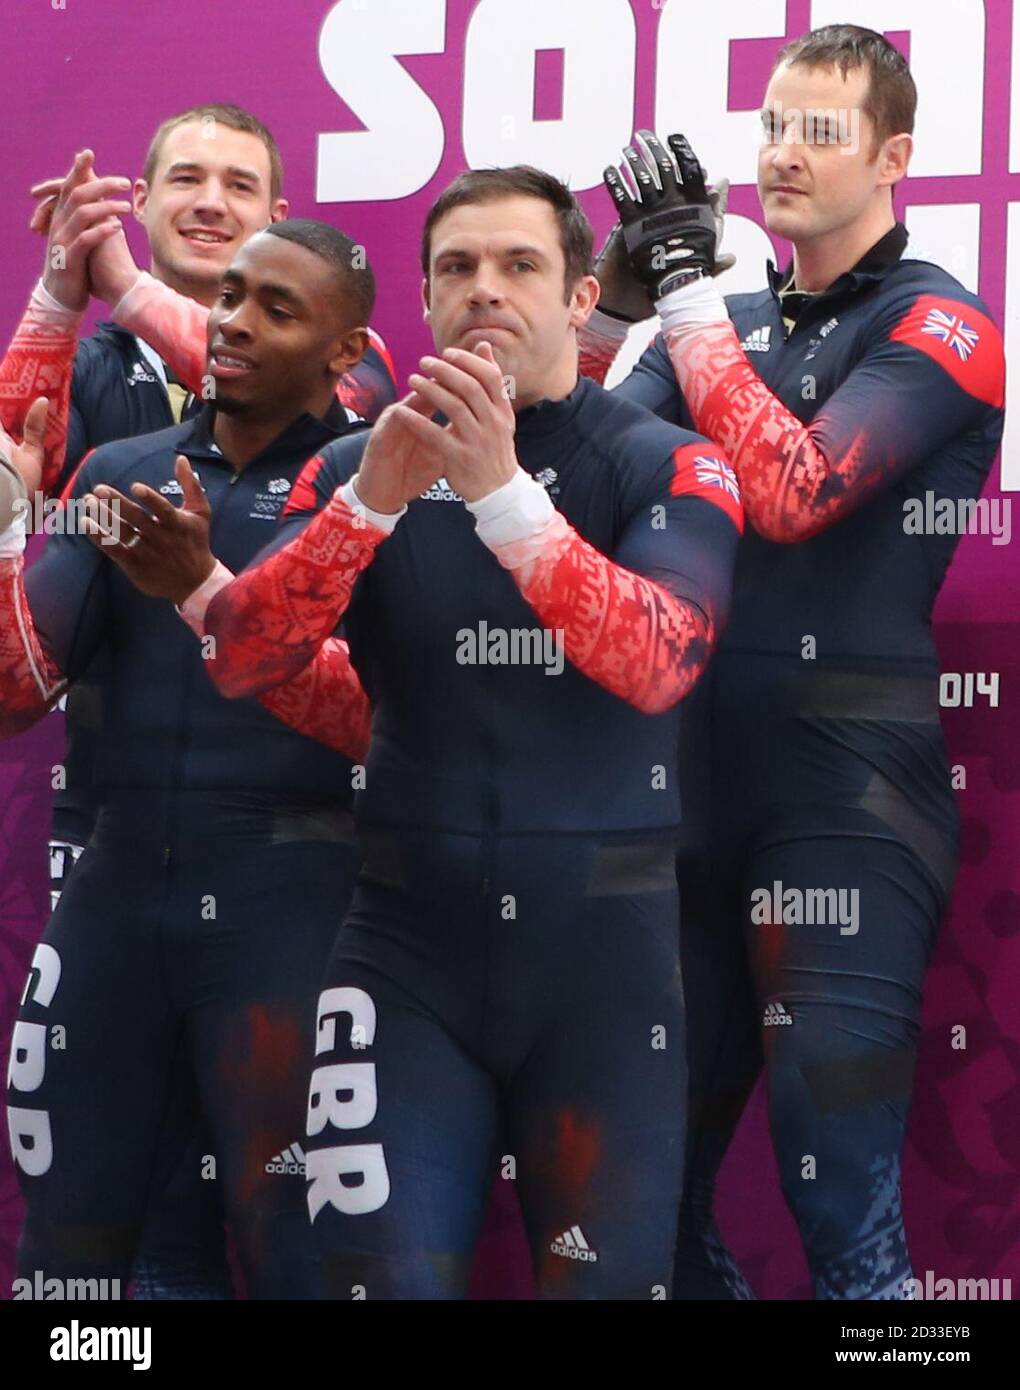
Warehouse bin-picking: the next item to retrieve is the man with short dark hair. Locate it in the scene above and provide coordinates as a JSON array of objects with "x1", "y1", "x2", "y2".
[
  {"x1": 0, "y1": 107, "x2": 396, "y2": 1296},
  {"x1": 2, "y1": 220, "x2": 375, "y2": 1298},
  {"x1": 193, "y1": 165, "x2": 744, "y2": 1299},
  {"x1": 583, "y1": 24, "x2": 1005, "y2": 1299}
]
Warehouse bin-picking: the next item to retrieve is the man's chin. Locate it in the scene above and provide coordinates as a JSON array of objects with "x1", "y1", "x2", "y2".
[
  {"x1": 208, "y1": 391, "x2": 246, "y2": 416},
  {"x1": 164, "y1": 248, "x2": 233, "y2": 289},
  {"x1": 762, "y1": 207, "x2": 806, "y2": 243}
]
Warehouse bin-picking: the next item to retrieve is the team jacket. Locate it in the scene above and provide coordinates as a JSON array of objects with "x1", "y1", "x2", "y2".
[
  {"x1": 203, "y1": 376, "x2": 744, "y2": 837},
  {"x1": 588, "y1": 225, "x2": 1006, "y2": 668},
  {"x1": 0, "y1": 403, "x2": 369, "y2": 803},
  {"x1": 0, "y1": 287, "x2": 395, "y2": 840}
]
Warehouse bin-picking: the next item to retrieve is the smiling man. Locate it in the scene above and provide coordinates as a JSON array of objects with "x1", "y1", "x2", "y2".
[
  {"x1": 581, "y1": 25, "x2": 1006, "y2": 1299},
  {"x1": 0, "y1": 104, "x2": 398, "y2": 1298},
  {"x1": 188, "y1": 166, "x2": 744, "y2": 1299},
  {"x1": 2, "y1": 220, "x2": 373, "y2": 1299}
]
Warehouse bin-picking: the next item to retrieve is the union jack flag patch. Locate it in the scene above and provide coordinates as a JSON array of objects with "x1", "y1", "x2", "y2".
[
  {"x1": 921, "y1": 306, "x2": 980, "y2": 362},
  {"x1": 890, "y1": 294, "x2": 1004, "y2": 407},
  {"x1": 694, "y1": 455, "x2": 741, "y2": 501},
  {"x1": 670, "y1": 443, "x2": 744, "y2": 533}
]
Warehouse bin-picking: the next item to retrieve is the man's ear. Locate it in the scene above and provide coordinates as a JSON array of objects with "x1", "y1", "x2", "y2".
[
  {"x1": 269, "y1": 197, "x2": 289, "y2": 223},
  {"x1": 421, "y1": 276, "x2": 431, "y2": 322},
  {"x1": 132, "y1": 178, "x2": 150, "y2": 226},
  {"x1": 329, "y1": 326, "x2": 370, "y2": 377},
  {"x1": 568, "y1": 273, "x2": 601, "y2": 330},
  {"x1": 879, "y1": 133, "x2": 912, "y2": 189}
]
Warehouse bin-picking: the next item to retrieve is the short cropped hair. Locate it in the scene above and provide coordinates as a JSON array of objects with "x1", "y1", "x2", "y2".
[
  {"x1": 142, "y1": 103, "x2": 284, "y2": 203},
  {"x1": 263, "y1": 219, "x2": 375, "y2": 324},
  {"x1": 774, "y1": 25, "x2": 917, "y2": 154},
  {"x1": 421, "y1": 166, "x2": 594, "y2": 300}
]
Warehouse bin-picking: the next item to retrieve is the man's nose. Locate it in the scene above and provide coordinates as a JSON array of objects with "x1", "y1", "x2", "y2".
[
  {"x1": 220, "y1": 303, "x2": 255, "y2": 338},
  {"x1": 467, "y1": 272, "x2": 505, "y2": 306},
  {"x1": 770, "y1": 140, "x2": 805, "y2": 175},
  {"x1": 192, "y1": 177, "x2": 230, "y2": 217}
]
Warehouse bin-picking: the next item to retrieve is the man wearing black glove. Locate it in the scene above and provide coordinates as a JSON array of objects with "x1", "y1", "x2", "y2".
[
  {"x1": 579, "y1": 138, "x2": 732, "y2": 381},
  {"x1": 579, "y1": 25, "x2": 1005, "y2": 1302},
  {"x1": 604, "y1": 130, "x2": 720, "y2": 295}
]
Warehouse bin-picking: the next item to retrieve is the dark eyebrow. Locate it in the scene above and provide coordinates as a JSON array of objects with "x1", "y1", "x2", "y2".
[
  {"x1": 220, "y1": 271, "x2": 305, "y2": 308},
  {"x1": 435, "y1": 244, "x2": 548, "y2": 262},
  {"x1": 262, "y1": 283, "x2": 302, "y2": 305},
  {"x1": 164, "y1": 160, "x2": 263, "y2": 184},
  {"x1": 224, "y1": 164, "x2": 263, "y2": 184}
]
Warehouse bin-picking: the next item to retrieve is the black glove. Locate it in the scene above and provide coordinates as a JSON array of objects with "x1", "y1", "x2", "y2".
[
  {"x1": 603, "y1": 130, "x2": 719, "y2": 299},
  {"x1": 594, "y1": 178, "x2": 735, "y2": 322}
]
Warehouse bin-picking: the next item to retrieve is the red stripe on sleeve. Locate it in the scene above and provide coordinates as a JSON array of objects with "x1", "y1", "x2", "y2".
[
  {"x1": 670, "y1": 443, "x2": 744, "y2": 534},
  {"x1": 889, "y1": 294, "x2": 1005, "y2": 408},
  {"x1": 57, "y1": 448, "x2": 96, "y2": 509},
  {"x1": 283, "y1": 455, "x2": 330, "y2": 517}
]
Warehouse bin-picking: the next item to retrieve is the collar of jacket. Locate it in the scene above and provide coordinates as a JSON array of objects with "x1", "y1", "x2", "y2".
[
  {"x1": 178, "y1": 398, "x2": 357, "y2": 471},
  {"x1": 766, "y1": 221, "x2": 910, "y2": 298}
]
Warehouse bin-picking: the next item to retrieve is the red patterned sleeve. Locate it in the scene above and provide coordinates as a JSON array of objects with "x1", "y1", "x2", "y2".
[
  {"x1": 0, "y1": 286, "x2": 81, "y2": 496},
  {"x1": 486, "y1": 447, "x2": 741, "y2": 714},
  {"x1": 181, "y1": 556, "x2": 372, "y2": 756},
  {"x1": 491, "y1": 515, "x2": 710, "y2": 712},
  {"x1": 257, "y1": 637, "x2": 370, "y2": 762},
  {"x1": 663, "y1": 292, "x2": 1005, "y2": 543},
  {"x1": 0, "y1": 555, "x2": 66, "y2": 737},
  {"x1": 112, "y1": 274, "x2": 208, "y2": 394},
  {"x1": 577, "y1": 311, "x2": 630, "y2": 387},
  {"x1": 205, "y1": 490, "x2": 389, "y2": 699}
]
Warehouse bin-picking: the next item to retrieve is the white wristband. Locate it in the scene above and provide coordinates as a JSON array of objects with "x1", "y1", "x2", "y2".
[
  {"x1": 339, "y1": 476, "x2": 406, "y2": 534},
  {"x1": 0, "y1": 511, "x2": 29, "y2": 559},
  {"x1": 32, "y1": 278, "x2": 85, "y2": 325},
  {"x1": 465, "y1": 468, "x2": 555, "y2": 548},
  {"x1": 176, "y1": 559, "x2": 235, "y2": 636},
  {"x1": 110, "y1": 269, "x2": 154, "y2": 325},
  {"x1": 656, "y1": 275, "x2": 729, "y2": 334}
]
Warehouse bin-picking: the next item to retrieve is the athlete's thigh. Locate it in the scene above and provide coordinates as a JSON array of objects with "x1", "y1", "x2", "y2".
[
  {"x1": 304, "y1": 879, "x2": 501, "y2": 1301},
  {"x1": 746, "y1": 825, "x2": 944, "y2": 1077},
  {"x1": 506, "y1": 862, "x2": 686, "y2": 1300},
  {"x1": 745, "y1": 828, "x2": 943, "y2": 1226},
  {"x1": 181, "y1": 840, "x2": 358, "y2": 1299},
  {"x1": 7, "y1": 847, "x2": 181, "y2": 1280}
]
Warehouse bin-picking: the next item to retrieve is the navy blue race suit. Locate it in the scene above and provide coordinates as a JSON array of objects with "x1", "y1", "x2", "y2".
[
  {"x1": 601, "y1": 225, "x2": 1006, "y2": 1299},
  {"x1": 202, "y1": 375, "x2": 743, "y2": 1298},
  {"x1": 4, "y1": 403, "x2": 366, "y2": 1298}
]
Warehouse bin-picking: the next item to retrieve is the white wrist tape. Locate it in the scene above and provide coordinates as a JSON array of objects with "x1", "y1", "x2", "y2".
[
  {"x1": 466, "y1": 468, "x2": 555, "y2": 548},
  {"x1": 32, "y1": 278, "x2": 85, "y2": 325},
  {"x1": 340, "y1": 477, "x2": 406, "y2": 534},
  {"x1": 657, "y1": 275, "x2": 729, "y2": 334},
  {"x1": 0, "y1": 511, "x2": 29, "y2": 559},
  {"x1": 176, "y1": 559, "x2": 235, "y2": 636},
  {"x1": 111, "y1": 270, "x2": 155, "y2": 325}
]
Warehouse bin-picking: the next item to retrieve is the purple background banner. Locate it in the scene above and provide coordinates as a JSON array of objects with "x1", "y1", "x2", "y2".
[{"x1": 0, "y1": 0, "x2": 1018, "y2": 1298}]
